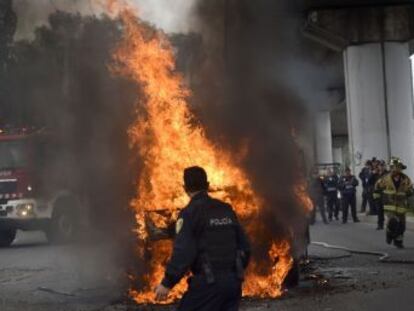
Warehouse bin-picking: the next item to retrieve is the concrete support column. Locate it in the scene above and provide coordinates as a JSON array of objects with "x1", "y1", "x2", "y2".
[
  {"x1": 333, "y1": 147, "x2": 343, "y2": 165},
  {"x1": 384, "y1": 42, "x2": 414, "y2": 178},
  {"x1": 314, "y1": 111, "x2": 333, "y2": 164},
  {"x1": 344, "y1": 42, "x2": 414, "y2": 178}
]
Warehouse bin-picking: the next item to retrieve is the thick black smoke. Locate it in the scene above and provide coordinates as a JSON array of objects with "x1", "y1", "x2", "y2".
[
  {"x1": 1, "y1": 0, "x2": 345, "y2": 294},
  {"x1": 189, "y1": 0, "x2": 338, "y2": 259}
]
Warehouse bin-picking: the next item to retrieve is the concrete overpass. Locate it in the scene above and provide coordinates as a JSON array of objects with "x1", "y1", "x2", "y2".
[{"x1": 302, "y1": 1, "x2": 414, "y2": 178}]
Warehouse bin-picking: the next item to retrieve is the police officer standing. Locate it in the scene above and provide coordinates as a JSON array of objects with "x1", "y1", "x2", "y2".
[
  {"x1": 155, "y1": 166, "x2": 251, "y2": 310},
  {"x1": 338, "y1": 168, "x2": 360, "y2": 224},
  {"x1": 374, "y1": 158, "x2": 413, "y2": 248},
  {"x1": 359, "y1": 160, "x2": 373, "y2": 213},
  {"x1": 309, "y1": 167, "x2": 328, "y2": 224},
  {"x1": 323, "y1": 169, "x2": 340, "y2": 221}
]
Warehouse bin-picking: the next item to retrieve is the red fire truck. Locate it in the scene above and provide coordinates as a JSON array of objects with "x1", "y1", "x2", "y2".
[{"x1": 0, "y1": 127, "x2": 83, "y2": 246}]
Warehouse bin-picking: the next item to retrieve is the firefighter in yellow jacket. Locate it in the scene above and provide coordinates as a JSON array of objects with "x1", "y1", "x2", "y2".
[{"x1": 374, "y1": 158, "x2": 413, "y2": 248}]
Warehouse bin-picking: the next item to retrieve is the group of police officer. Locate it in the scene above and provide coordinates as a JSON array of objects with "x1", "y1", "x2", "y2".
[
  {"x1": 310, "y1": 157, "x2": 413, "y2": 249},
  {"x1": 309, "y1": 166, "x2": 360, "y2": 225}
]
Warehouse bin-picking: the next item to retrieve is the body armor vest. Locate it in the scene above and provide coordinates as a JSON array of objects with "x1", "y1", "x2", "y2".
[{"x1": 195, "y1": 198, "x2": 239, "y2": 274}]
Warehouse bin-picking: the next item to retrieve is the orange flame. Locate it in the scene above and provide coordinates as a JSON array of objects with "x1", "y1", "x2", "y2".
[
  {"x1": 295, "y1": 181, "x2": 314, "y2": 213},
  {"x1": 111, "y1": 8, "x2": 301, "y2": 304}
]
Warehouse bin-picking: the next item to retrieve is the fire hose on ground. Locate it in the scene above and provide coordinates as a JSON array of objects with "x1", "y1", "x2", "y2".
[{"x1": 311, "y1": 241, "x2": 414, "y2": 264}]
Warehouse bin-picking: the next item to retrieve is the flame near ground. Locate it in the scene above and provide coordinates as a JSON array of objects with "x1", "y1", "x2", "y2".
[{"x1": 111, "y1": 8, "x2": 312, "y2": 305}]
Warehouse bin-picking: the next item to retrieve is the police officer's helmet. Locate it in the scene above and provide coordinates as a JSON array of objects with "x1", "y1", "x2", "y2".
[
  {"x1": 389, "y1": 157, "x2": 407, "y2": 170},
  {"x1": 184, "y1": 166, "x2": 209, "y2": 192}
]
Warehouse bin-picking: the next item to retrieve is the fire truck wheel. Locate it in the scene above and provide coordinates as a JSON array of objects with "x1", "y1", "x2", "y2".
[
  {"x1": 0, "y1": 229, "x2": 17, "y2": 247},
  {"x1": 46, "y1": 199, "x2": 78, "y2": 244}
]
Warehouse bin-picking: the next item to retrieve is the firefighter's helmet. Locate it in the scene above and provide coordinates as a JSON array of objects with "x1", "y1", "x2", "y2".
[{"x1": 389, "y1": 157, "x2": 407, "y2": 170}]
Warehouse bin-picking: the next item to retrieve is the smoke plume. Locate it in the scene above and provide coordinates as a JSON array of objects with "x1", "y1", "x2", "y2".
[
  {"x1": 4, "y1": 0, "x2": 345, "y2": 298},
  {"x1": 189, "y1": 0, "x2": 323, "y2": 259}
]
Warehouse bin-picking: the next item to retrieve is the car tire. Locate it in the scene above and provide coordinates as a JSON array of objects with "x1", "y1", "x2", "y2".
[
  {"x1": 46, "y1": 198, "x2": 78, "y2": 244},
  {"x1": 0, "y1": 229, "x2": 17, "y2": 247}
]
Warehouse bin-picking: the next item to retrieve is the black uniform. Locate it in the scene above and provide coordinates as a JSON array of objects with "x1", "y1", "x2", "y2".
[
  {"x1": 323, "y1": 175, "x2": 340, "y2": 221},
  {"x1": 309, "y1": 176, "x2": 328, "y2": 224},
  {"x1": 161, "y1": 191, "x2": 251, "y2": 311},
  {"x1": 338, "y1": 175, "x2": 359, "y2": 223},
  {"x1": 359, "y1": 167, "x2": 374, "y2": 213}
]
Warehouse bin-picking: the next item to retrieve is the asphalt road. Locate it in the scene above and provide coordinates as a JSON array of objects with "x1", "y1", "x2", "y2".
[
  {"x1": 0, "y1": 231, "x2": 124, "y2": 311},
  {"x1": 1, "y1": 216, "x2": 414, "y2": 311}
]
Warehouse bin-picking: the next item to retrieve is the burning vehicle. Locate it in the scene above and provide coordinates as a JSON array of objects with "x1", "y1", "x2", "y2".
[
  {"x1": 0, "y1": 0, "x2": 313, "y2": 304},
  {"x1": 108, "y1": 6, "x2": 313, "y2": 304},
  {"x1": 0, "y1": 127, "x2": 85, "y2": 246}
]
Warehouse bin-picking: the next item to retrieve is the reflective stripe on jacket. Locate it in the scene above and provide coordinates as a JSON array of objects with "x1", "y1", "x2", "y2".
[{"x1": 374, "y1": 173, "x2": 414, "y2": 215}]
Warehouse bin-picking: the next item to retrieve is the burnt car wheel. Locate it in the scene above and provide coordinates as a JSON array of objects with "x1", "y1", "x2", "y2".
[
  {"x1": 46, "y1": 198, "x2": 78, "y2": 244},
  {"x1": 0, "y1": 229, "x2": 17, "y2": 247}
]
